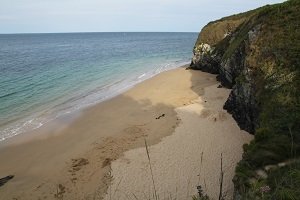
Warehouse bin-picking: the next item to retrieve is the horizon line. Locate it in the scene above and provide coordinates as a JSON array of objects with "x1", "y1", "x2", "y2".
[{"x1": 0, "y1": 31, "x2": 199, "y2": 35}]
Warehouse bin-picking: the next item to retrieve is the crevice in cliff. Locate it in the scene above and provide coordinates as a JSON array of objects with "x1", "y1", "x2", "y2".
[{"x1": 191, "y1": 0, "x2": 300, "y2": 198}]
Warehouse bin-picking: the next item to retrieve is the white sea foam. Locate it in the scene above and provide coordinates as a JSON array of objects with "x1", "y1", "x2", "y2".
[
  {"x1": 138, "y1": 73, "x2": 146, "y2": 79},
  {"x1": 0, "y1": 59, "x2": 190, "y2": 143},
  {"x1": 0, "y1": 32, "x2": 197, "y2": 143}
]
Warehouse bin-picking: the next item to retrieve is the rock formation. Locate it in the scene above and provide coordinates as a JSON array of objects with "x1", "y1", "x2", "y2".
[{"x1": 190, "y1": 0, "x2": 300, "y2": 198}]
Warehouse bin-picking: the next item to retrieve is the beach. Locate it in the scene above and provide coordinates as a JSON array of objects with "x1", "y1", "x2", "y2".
[{"x1": 0, "y1": 66, "x2": 253, "y2": 200}]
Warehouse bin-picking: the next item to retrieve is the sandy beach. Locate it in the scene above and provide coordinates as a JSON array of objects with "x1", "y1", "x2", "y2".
[
  {"x1": 0, "y1": 66, "x2": 253, "y2": 200},
  {"x1": 103, "y1": 84, "x2": 253, "y2": 200}
]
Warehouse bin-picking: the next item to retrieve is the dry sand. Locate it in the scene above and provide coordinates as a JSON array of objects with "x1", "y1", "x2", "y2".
[
  {"x1": 0, "y1": 66, "x2": 253, "y2": 200},
  {"x1": 103, "y1": 84, "x2": 253, "y2": 200}
]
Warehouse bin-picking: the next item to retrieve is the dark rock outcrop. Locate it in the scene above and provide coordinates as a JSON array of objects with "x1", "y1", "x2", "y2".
[
  {"x1": 223, "y1": 82, "x2": 258, "y2": 134},
  {"x1": 190, "y1": 17, "x2": 260, "y2": 134},
  {"x1": 191, "y1": 0, "x2": 300, "y2": 198},
  {"x1": 189, "y1": 54, "x2": 219, "y2": 74},
  {"x1": 0, "y1": 175, "x2": 14, "y2": 187}
]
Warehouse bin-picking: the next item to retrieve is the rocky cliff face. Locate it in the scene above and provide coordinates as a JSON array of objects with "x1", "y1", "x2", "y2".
[
  {"x1": 191, "y1": 0, "x2": 300, "y2": 199},
  {"x1": 190, "y1": 10, "x2": 259, "y2": 133}
]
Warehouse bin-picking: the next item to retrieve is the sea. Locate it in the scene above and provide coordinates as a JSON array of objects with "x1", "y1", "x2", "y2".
[{"x1": 0, "y1": 32, "x2": 198, "y2": 142}]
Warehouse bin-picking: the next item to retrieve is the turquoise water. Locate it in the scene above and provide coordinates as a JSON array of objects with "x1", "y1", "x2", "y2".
[{"x1": 0, "y1": 32, "x2": 197, "y2": 141}]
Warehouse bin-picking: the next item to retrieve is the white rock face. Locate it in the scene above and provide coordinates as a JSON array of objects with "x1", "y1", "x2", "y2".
[
  {"x1": 194, "y1": 43, "x2": 212, "y2": 54},
  {"x1": 192, "y1": 43, "x2": 212, "y2": 64},
  {"x1": 224, "y1": 31, "x2": 232, "y2": 38}
]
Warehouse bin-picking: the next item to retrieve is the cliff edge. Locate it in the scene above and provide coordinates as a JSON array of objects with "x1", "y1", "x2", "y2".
[{"x1": 190, "y1": 0, "x2": 300, "y2": 199}]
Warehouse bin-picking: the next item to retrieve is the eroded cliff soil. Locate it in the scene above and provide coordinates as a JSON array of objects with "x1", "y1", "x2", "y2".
[{"x1": 190, "y1": 0, "x2": 300, "y2": 198}]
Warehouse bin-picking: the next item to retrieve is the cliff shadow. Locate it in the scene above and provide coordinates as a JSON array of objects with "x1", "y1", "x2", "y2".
[{"x1": 0, "y1": 84, "x2": 180, "y2": 200}]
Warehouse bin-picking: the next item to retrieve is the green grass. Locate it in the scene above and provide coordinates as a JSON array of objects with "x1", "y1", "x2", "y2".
[
  {"x1": 194, "y1": 7, "x2": 258, "y2": 47},
  {"x1": 224, "y1": 0, "x2": 300, "y2": 198},
  {"x1": 191, "y1": 0, "x2": 300, "y2": 198},
  {"x1": 196, "y1": 0, "x2": 300, "y2": 198}
]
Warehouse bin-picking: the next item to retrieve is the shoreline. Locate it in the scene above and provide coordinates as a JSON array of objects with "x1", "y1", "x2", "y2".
[
  {"x1": 0, "y1": 66, "x2": 253, "y2": 199},
  {"x1": 0, "y1": 61, "x2": 190, "y2": 144}
]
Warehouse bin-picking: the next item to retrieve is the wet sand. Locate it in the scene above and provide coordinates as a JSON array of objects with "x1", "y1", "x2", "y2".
[{"x1": 0, "y1": 66, "x2": 252, "y2": 200}]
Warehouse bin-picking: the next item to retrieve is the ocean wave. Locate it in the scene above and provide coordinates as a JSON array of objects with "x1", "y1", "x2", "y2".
[{"x1": 0, "y1": 59, "x2": 190, "y2": 142}]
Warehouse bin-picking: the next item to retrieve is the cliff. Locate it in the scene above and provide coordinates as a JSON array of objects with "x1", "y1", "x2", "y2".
[{"x1": 190, "y1": 0, "x2": 300, "y2": 199}]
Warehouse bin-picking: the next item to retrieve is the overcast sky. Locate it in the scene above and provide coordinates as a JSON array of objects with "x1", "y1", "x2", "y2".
[{"x1": 0, "y1": 0, "x2": 285, "y2": 33}]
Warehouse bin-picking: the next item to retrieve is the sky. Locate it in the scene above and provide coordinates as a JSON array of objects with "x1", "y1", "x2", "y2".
[{"x1": 0, "y1": 0, "x2": 285, "y2": 33}]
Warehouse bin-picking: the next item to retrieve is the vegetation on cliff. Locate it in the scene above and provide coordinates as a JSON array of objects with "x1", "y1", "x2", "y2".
[
  {"x1": 192, "y1": 0, "x2": 300, "y2": 199},
  {"x1": 194, "y1": 9, "x2": 256, "y2": 47}
]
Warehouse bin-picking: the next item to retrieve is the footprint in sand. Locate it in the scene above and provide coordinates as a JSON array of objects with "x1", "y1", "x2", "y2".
[
  {"x1": 119, "y1": 157, "x2": 131, "y2": 165},
  {"x1": 70, "y1": 158, "x2": 89, "y2": 172},
  {"x1": 54, "y1": 184, "x2": 66, "y2": 199},
  {"x1": 218, "y1": 111, "x2": 227, "y2": 121},
  {"x1": 123, "y1": 126, "x2": 144, "y2": 135},
  {"x1": 102, "y1": 158, "x2": 112, "y2": 167},
  {"x1": 200, "y1": 109, "x2": 211, "y2": 118},
  {"x1": 208, "y1": 111, "x2": 228, "y2": 122}
]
